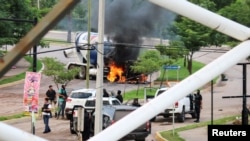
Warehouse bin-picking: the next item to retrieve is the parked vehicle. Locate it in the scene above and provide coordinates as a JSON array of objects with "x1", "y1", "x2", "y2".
[
  {"x1": 91, "y1": 105, "x2": 151, "y2": 141},
  {"x1": 69, "y1": 97, "x2": 122, "y2": 134},
  {"x1": 63, "y1": 32, "x2": 114, "y2": 79},
  {"x1": 146, "y1": 87, "x2": 196, "y2": 122},
  {"x1": 84, "y1": 97, "x2": 122, "y2": 109},
  {"x1": 65, "y1": 88, "x2": 96, "y2": 120}
]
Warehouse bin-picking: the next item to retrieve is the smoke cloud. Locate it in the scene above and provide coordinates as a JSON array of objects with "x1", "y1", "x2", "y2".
[{"x1": 91, "y1": 0, "x2": 175, "y2": 65}]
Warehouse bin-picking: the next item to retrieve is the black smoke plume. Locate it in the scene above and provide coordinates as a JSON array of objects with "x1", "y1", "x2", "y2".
[{"x1": 91, "y1": 0, "x2": 175, "y2": 66}]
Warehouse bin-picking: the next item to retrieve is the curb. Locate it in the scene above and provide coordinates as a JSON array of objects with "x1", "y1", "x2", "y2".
[
  {"x1": 0, "y1": 79, "x2": 25, "y2": 89},
  {"x1": 0, "y1": 63, "x2": 44, "y2": 89},
  {"x1": 3, "y1": 116, "x2": 30, "y2": 124},
  {"x1": 155, "y1": 132, "x2": 168, "y2": 141}
]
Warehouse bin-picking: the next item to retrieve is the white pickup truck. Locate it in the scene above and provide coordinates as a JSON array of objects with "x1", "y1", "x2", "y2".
[{"x1": 146, "y1": 87, "x2": 196, "y2": 122}]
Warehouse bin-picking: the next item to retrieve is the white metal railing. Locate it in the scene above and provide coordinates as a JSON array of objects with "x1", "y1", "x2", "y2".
[
  {"x1": 89, "y1": 0, "x2": 250, "y2": 140},
  {"x1": 0, "y1": 122, "x2": 48, "y2": 141}
]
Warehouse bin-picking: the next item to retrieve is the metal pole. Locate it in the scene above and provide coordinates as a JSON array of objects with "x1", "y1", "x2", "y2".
[
  {"x1": 238, "y1": 63, "x2": 249, "y2": 125},
  {"x1": 211, "y1": 80, "x2": 213, "y2": 125},
  {"x1": 95, "y1": 0, "x2": 105, "y2": 135},
  {"x1": 31, "y1": 17, "x2": 38, "y2": 135},
  {"x1": 86, "y1": 0, "x2": 91, "y2": 88},
  {"x1": 32, "y1": 17, "x2": 38, "y2": 72}
]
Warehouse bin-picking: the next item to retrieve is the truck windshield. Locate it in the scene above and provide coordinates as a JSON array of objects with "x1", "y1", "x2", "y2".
[{"x1": 156, "y1": 90, "x2": 166, "y2": 96}]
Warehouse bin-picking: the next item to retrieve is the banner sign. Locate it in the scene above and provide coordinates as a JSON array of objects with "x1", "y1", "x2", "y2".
[{"x1": 23, "y1": 72, "x2": 41, "y2": 113}]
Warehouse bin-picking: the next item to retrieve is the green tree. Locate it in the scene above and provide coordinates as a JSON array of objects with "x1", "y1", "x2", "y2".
[
  {"x1": 156, "y1": 40, "x2": 189, "y2": 67},
  {"x1": 0, "y1": 0, "x2": 50, "y2": 48},
  {"x1": 219, "y1": 0, "x2": 250, "y2": 27},
  {"x1": 209, "y1": 0, "x2": 236, "y2": 10},
  {"x1": 174, "y1": 17, "x2": 211, "y2": 74},
  {"x1": 172, "y1": 0, "x2": 222, "y2": 74},
  {"x1": 130, "y1": 50, "x2": 162, "y2": 86},
  {"x1": 0, "y1": 0, "x2": 38, "y2": 45},
  {"x1": 41, "y1": 57, "x2": 79, "y2": 89}
]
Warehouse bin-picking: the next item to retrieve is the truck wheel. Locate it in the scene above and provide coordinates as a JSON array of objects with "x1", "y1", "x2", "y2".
[
  {"x1": 68, "y1": 65, "x2": 80, "y2": 79},
  {"x1": 177, "y1": 107, "x2": 185, "y2": 122},
  {"x1": 78, "y1": 66, "x2": 86, "y2": 80},
  {"x1": 70, "y1": 119, "x2": 76, "y2": 134}
]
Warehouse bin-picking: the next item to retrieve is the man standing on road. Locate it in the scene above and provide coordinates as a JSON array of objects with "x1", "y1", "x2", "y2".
[
  {"x1": 194, "y1": 89, "x2": 202, "y2": 122},
  {"x1": 116, "y1": 90, "x2": 123, "y2": 103},
  {"x1": 46, "y1": 85, "x2": 57, "y2": 117},
  {"x1": 57, "y1": 85, "x2": 67, "y2": 119},
  {"x1": 42, "y1": 97, "x2": 51, "y2": 133}
]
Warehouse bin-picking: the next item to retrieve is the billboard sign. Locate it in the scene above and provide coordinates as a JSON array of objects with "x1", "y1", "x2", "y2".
[{"x1": 23, "y1": 72, "x2": 41, "y2": 113}]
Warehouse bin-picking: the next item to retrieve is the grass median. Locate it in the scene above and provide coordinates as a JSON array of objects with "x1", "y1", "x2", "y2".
[
  {"x1": 0, "y1": 56, "x2": 43, "y2": 85},
  {"x1": 159, "y1": 115, "x2": 241, "y2": 141},
  {"x1": 0, "y1": 56, "x2": 43, "y2": 120}
]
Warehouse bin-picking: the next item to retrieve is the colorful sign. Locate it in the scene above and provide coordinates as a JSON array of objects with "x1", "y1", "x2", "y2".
[{"x1": 23, "y1": 72, "x2": 41, "y2": 113}]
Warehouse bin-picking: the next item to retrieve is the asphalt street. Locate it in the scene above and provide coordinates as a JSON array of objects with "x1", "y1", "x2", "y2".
[{"x1": 2, "y1": 31, "x2": 249, "y2": 141}]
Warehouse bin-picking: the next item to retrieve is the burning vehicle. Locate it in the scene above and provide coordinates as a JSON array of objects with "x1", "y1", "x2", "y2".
[
  {"x1": 63, "y1": 0, "x2": 174, "y2": 84},
  {"x1": 63, "y1": 32, "x2": 147, "y2": 83}
]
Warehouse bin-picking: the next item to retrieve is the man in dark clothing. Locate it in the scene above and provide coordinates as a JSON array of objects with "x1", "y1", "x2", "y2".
[
  {"x1": 46, "y1": 85, "x2": 57, "y2": 105},
  {"x1": 103, "y1": 89, "x2": 109, "y2": 97},
  {"x1": 57, "y1": 85, "x2": 67, "y2": 119},
  {"x1": 116, "y1": 90, "x2": 123, "y2": 103},
  {"x1": 194, "y1": 90, "x2": 202, "y2": 122},
  {"x1": 46, "y1": 85, "x2": 57, "y2": 117}
]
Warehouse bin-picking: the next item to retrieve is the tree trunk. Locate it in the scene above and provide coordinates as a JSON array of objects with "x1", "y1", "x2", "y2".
[
  {"x1": 187, "y1": 53, "x2": 193, "y2": 75},
  {"x1": 187, "y1": 59, "x2": 192, "y2": 74},
  {"x1": 184, "y1": 55, "x2": 187, "y2": 67}
]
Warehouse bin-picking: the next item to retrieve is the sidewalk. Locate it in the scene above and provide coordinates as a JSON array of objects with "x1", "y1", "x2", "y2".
[{"x1": 179, "y1": 127, "x2": 207, "y2": 141}]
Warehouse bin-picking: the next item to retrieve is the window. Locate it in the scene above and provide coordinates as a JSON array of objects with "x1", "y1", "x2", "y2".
[
  {"x1": 71, "y1": 92, "x2": 93, "y2": 99},
  {"x1": 112, "y1": 100, "x2": 121, "y2": 105},
  {"x1": 85, "y1": 100, "x2": 112, "y2": 107}
]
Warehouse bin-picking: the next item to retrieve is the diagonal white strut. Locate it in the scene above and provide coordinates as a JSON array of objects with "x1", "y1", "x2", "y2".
[
  {"x1": 90, "y1": 41, "x2": 250, "y2": 141},
  {"x1": 89, "y1": 0, "x2": 250, "y2": 140},
  {"x1": 149, "y1": 0, "x2": 250, "y2": 41}
]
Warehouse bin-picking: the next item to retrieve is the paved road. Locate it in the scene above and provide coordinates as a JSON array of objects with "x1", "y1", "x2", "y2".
[
  {"x1": 0, "y1": 31, "x2": 160, "y2": 141},
  {"x1": 2, "y1": 31, "x2": 249, "y2": 141},
  {"x1": 178, "y1": 46, "x2": 249, "y2": 141}
]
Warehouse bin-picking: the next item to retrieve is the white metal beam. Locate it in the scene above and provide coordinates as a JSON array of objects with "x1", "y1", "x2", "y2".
[
  {"x1": 0, "y1": 122, "x2": 48, "y2": 141},
  {"x1": 89, "y1": 41, "x2": 250, "y2": 141},
  {"x1": 149, "y1": 0, "x2": 250, "y2": 41},
  {"x1": 89, "y1": 0, "x2": 250, "y2": 140}
]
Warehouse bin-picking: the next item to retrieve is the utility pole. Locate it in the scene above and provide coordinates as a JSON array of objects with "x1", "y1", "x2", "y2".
[
  {"x1": 86, "y1": 0, "x2": 91, "y2": 88},
  {"x1": 95, "y1": 0, "x2": 105, "y2": 135},
  {"x1": 32, "y1": 17, "x2": 38, "y2": 73},
  {"x1": 222, "y1": 62, "x2": 250, "y2": 125}
]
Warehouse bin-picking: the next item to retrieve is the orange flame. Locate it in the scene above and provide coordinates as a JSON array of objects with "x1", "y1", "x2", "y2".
[
  {"x1": 107, "y1": 61, "x2": 148, "y2": 83},
  {"x1": 107, "y1": 62, "x2": 126, "y2": 82}
]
